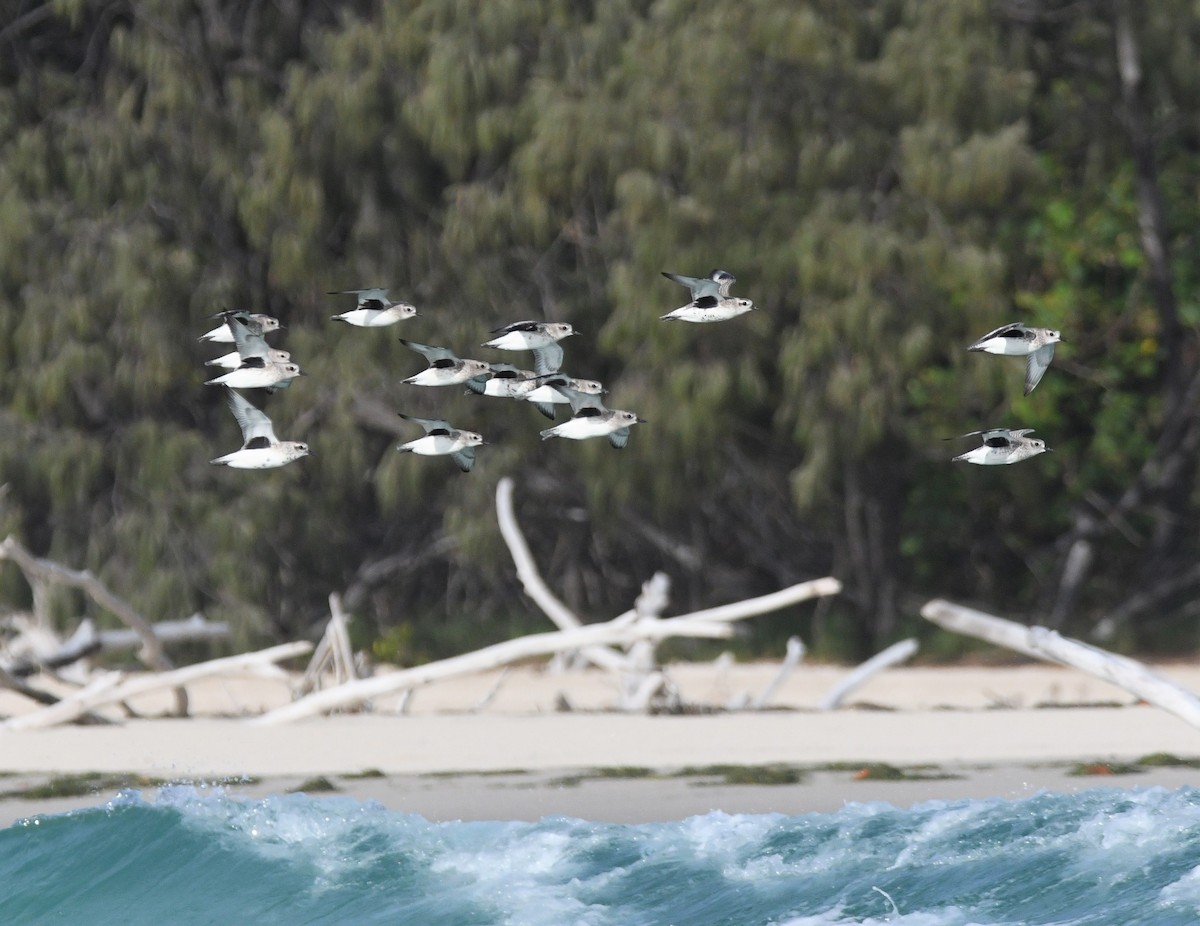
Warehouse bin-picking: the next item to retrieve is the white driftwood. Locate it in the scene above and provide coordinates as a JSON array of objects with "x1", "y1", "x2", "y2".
[
  {"x1": 495, "y1": 477, "x2": 629, "y2": 672},
  {"x1": 297, "y1": 594, "x2": 359, "y2": 696},
  {"x1": 752, "y1": 636, "x2": 806, "y2": 709},
  {"x1": 922, "y1": 598, "x2": 1200, "y2": 729},
  {"x1": 97, "y1": 614, "x2": 230, "y2": 650},
  {"x1": 0, "y1": 671, "x2": 123, "y2": 731},
  {"x1": 252, "y1": 615, "x2": 734, "y2": 725},
  {"x1": 619, "y1": 572, "x2": 672, "y2": 710},
  {"x1": 817, "y1": 638, "x2": 918, "y2": 711},
  {"x1": 2, "y1": 641, "x2": 312, "y2": 730},
  {"x1": 0, "y1": 535, "x2": 188, "y2": 715},
  {"x1": 921, "y1": 599, "x2": 1045, "y2": 659}
]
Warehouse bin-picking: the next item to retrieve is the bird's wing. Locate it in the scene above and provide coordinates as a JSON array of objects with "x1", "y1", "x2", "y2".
[
  {"x1": 399, "y1": 339, "x2": 457, "y2": 362},
  {"x1": 225, "y1": 388, "x2": 277, "y2": 444},
  {"x1": 711, "y1": 269, "x2": 736, "y2": 298},
  {"x1": 490, "y1": 320, "x2": 540, "y2": 335},
  {"x1": 451, "y1": 446, "x2": 477, "y2": 473},
  {"x1": 555, "y1": 385, "x2": 608, "y2": 416},
  {"x1": 464, "y1": 368, "x2": 493, "y2": 395},
  {"x1": 398, "y1": 413, "x2": 454, "y2": 435},
  {"x1": 662, "y1": 271, "x2": 717, "y2": 301},
  {"x1": 229, "y1": 315, "x2": 270, "y2": 360},
  {"x1": 531, "y1": 342, "x2": 563, "y2": 377},
  {"x1": 607, "y1": 427, "x2": 632, "y2": 450},
  {"x1": 968, "y1": 322, "x2": 1030, "y2": 349},
  {"x1": 1024, "y1": 344, "x2": 1056, "y2": 395}
]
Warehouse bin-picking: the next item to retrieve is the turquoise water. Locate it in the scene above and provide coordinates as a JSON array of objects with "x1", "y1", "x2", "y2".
[{"x1": 3, "y1": 786, "x2": 1200, "y2": 924}]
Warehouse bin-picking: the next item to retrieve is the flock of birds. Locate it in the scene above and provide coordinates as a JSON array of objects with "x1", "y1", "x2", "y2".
[
  {"x1": 197, "y1": 266, "x2": 1062, "y2": 471},
  {"x1": 199, "y1": 269, "x2": 758, "y2": 471},
  {"x1": 951, "y1": 323, "x2": 1062, "y2": 465}
]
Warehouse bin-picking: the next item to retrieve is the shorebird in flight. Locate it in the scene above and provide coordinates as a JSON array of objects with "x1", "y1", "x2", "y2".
[
  {"x1": 399, "y1": 339, "x2": 492, "y2": 387},
  {"x1": 396, "y1": 414, "x2": 484, "y2": 472},
  {"x1": 660, "y1": 269, "x2": 737, "y2": 301},
  {"x1": 539, "y1": 385, "x2": 644, "y2": 449},
  {"x1": 204, "y1": 311, "x2": 292, "y2": 370},
  {"x1": 329, "y1": 288, "x2": 419, "y2": 327},
  {"x1": 967, "y1": 323, "x2": 1062, "y2": 395},
  {"x1": 199, "y1": 311, "x2": 281, "y2": 344},
  {"x1": 950, "y1": 428, "x2": 1050, "y2": 465},
  {"x1": 211, "y1": 389, "x2": 309, "y2": 469},
  {"x1": 661, "y1": 295, "x2": 756, "y2": 323},
  {"x1": 523, "y1": 373, "x2": 605, "y2": 420},
  {"x1": 483, "y1": 321, "x2": 576, "y2": 377}
]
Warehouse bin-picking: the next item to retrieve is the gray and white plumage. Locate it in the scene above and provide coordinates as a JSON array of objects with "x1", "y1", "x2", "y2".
[
  {"x1": 210, "y1": 389, "x2": 309, "y2": 469},
  {"x1": 204, "y1": 346, "x2": 291, "y2": 370},
  {"x1": 198, "y1": 311, "x2": 281, "y2": 344},
  {"x1": 523, "y1": 374, "x2": 605, "y2": 420},
  {"x1": 396, "y1": 413, "x2": 484, "y2": 473},
  {"x1": 205, "y1": 311, "x2": 293, "y2": 369},
  {"x1": 661, "y1": 295, "x2": 756, "y2": 323},
  {"x1": 950, "y1": 428, "x2": 1050, "y2": 465},
  {"x1": 466, "y1": 362, "x2": 541, "y2": 399},
  {"x1": 539, "y1": 386, "x2": 644, "y2": 448},
  {"x1": 399, "y1": 339, "x2": 493, "y2": 387},
  {"x1": 661, "y1": 269, "x2": 736, "y2": 301},
  {"x1": 329, "y1": 288, "x2": 419, "y2": 327},
  {"x1": 483, "y1": 321, "x2": 576, "y2": 352},
  {"x1": 967, "y1": 323, "x2": 1062, "y2": 395},
  {"x1": 205, "y1": 357, "x2": 304, "y2": 390}
]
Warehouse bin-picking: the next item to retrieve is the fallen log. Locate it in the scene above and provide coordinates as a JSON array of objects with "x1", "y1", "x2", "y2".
[
  {"x1": 817, "y1": 638, "x2": 918, "y2": 711},
  {"x1": 251, "y1": 614, "x2": 733, "y2": 725},
  {"x1": 922, "y1": 598, "x2": 1200, "y2": 730},
  {"x1": 2, "y1": 641, "x2": 312, "y2": 730}
]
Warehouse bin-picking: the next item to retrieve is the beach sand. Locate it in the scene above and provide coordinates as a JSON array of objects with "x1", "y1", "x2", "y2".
[{"x1": 2, "y1": 660, "x2": 1200, "y2": 824}]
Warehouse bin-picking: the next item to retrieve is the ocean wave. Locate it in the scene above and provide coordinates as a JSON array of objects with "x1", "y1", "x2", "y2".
[{"x1": 2, "y1": 786, "x2": 1200, "y2": 925}]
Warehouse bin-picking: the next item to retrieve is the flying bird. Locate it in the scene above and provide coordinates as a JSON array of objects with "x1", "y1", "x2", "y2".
[
  {"x1": 204, "y1": 311, "x2": 292, "y2": 369},
  {"x1": 539, "y1": 386, "x2": 644, "y2": 448},
  {"x1": 329, "y1": 288, "x2": 419, "y2": 327},
  {"x1": 465, "y1": 362, "x2": 541, "y2": 400},
  {"x1": 661, "y1": 295, "x2": 756, "y2": 323},
  {"x1": 198, "y1": 311, "x2": 281, "y2": 344},
  {"x1": 967, "y1": 323, "x2": 1062, "y2": 395},
  {"x1": 523, "y1": 373, "x2": 605, "y2": 420},
  {"x1": 482, "y1": 321, "x2": 576, "y2": 377},
  {"x1": 396, "y1": 414, "x2": 484, "y2": 472},
  {"x1": 399, "y1": 339, "x2": 492, "y2": 387},
  {"x1": 949, "y1": 428, "x2": 1050, "y2": 465},
  {"x1": 205, "y1": 358, "x2": 304, "y2": 390},
  {"x1": 660, "y1": 269, "x2": 737, "y2": 301},
  {"x1": 210, "y1": 389, "x2": 309, "y2": 469}
]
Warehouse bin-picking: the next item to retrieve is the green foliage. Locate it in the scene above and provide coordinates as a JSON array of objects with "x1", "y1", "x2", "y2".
[{"x1": 1, "y1": 0, "x2": 1199, "y2": 661}]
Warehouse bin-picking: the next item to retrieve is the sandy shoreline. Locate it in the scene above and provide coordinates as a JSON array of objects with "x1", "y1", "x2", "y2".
[{"x1": 3, "y1": 662, "x2": 1200, "y2": 824}]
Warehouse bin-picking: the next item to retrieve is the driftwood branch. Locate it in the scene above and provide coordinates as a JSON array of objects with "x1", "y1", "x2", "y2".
[
  {"x1": 2, "y1": 641, "x2": 312, "y2": 730},
  {"x1": 252, "y1": 614, "x2": 734, "y2": 724},
  {"x1": 817, "y1": 638, "x2": 918, "y2": 711},
  {"x1": 495, "y1": 477, "x2": 629, "y2": 672},
  {"x1": 752, "y1": 636, "x2": 806, "y2": 709},
  {"x1": 922, "y1": 598, "x2": 1200, "y2": 729},
  {"x1": 297, "y1": 593, "x2": 359, "y2": 697},
  {"x1": 0, "y1": 536, "x2": 188, "y2": 715},
  {"x1": 2, "y1": 614, "x2": 230, "y2": 678}
]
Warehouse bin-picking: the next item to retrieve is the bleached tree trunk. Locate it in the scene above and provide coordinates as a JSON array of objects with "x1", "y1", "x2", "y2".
[
  {"x1": 922, "y1": 598, "x2": 1200, "y2": 729},
  {"x1": 817, "y1": 638, "x2": 918, "y2": 711},
  {"x1": 2, "y1": 641, "x2": 312, "y2": 730},
  {"x1": 297, "y1": 593, "x2": 359, "y2": 696},
  {"x1": 495, "y1": 477, "x2": 630, "y2": 672},
  {"x1": 752, "y1": 636, "x2": 806, "y2": 709},
  {"x1": 252, "y1": 615, "x2": 734, "y2": 725}
]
